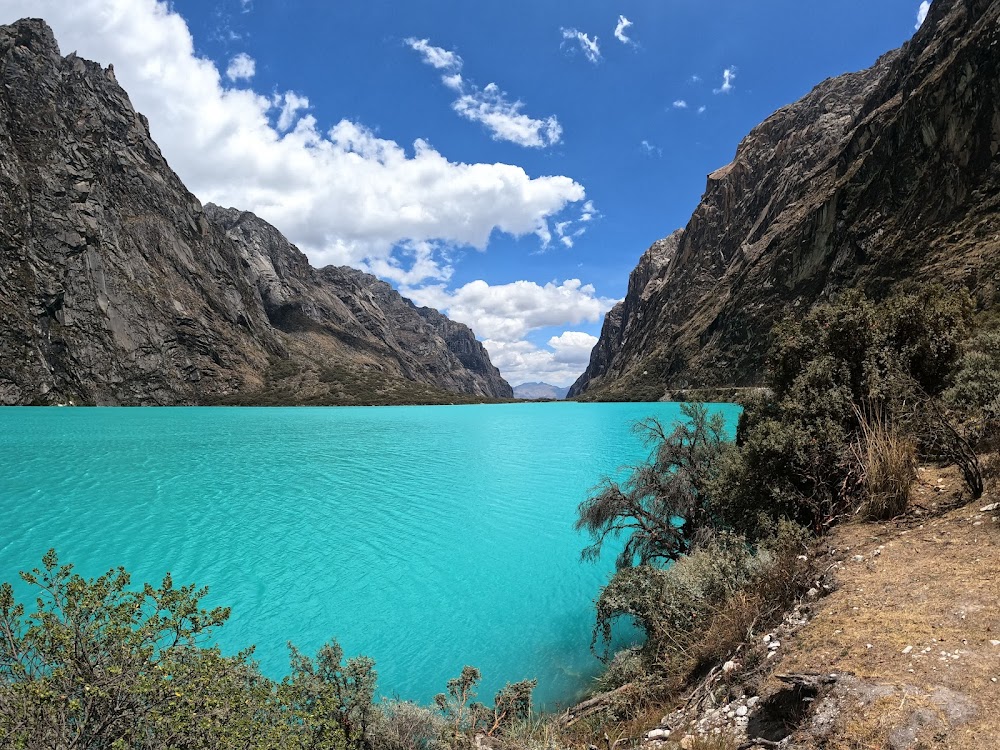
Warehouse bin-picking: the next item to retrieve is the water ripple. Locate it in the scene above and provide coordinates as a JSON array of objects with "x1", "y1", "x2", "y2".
[{"x1": 0, "y1": 402, "x2": 739, "y2": 707}]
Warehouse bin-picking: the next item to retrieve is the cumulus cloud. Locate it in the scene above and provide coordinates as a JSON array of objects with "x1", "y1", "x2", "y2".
[
  {"x1": 484, "y1": 334, "x2": 598, "y2": 387},
  {"x1": 614, "y1": 15, "x2": 634, "y2": 45},
  {"x1": 713, "y1": 67, "x2": 737, "y2": 94},
  {"x1": 561, "y1": 28, "x2": 601, "y2": 64},
  {"x1": 672, "y1": 100, "x2": 688, "y2": 109},
  {"x1": 404, "y1": 280, "x2": 614, "y2": 385},
  {"x1": 916, "y1": 1, "x2": 931, "y2": 29},
  {"x1": 698, "y1": 106, "x2": 707, "y2": 114},
  {"x1": 406, "y1": 38, "x2": 562, "y2": 148},
  {"x1": 275, "y1": 91, "x2": 309, "y2": 132},
  {"x1": 405, "y1": 279, "x2": 615, "y2": 343},
  {"x1": 225, "y1": 52, "x2": 255, "y2": 81},
  {"x1": 2, "y1": 1, "x2": 586, "y2": 284}
]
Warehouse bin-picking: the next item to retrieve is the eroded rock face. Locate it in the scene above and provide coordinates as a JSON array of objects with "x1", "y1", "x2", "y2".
[
  {"x1": 573, "y1": 0, "x2": 1000, "y2": 400},
  {"x1": 0, "y1": 18, "x2": 511, "y2": 405}
]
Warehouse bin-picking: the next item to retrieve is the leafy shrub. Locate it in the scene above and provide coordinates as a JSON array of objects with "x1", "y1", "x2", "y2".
[
  {"x1": 0, "y1": 552, "x2": 535, "y2": 750},
  {"x1": 593, "y1": 523, "x2": 809, "y2": 687},
  {"x1": 945, "y1": 329, "x2": 1000, "y2": 428},
  {"x1": 576, "y1": 403, "x2": 729, "y2": 568}
]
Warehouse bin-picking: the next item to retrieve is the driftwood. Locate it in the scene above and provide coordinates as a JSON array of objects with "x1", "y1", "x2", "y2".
[
  {"x1": 557, "y1": 684, "x2": 634, "y2": 728},
  {"x1": 775, "y1": 672, "x2": 838, "y2": 689}
]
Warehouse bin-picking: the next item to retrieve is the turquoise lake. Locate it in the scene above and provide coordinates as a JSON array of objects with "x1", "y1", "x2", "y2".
[{"x1": 0, "y1": 402, "x2": 739, "y2": 708}]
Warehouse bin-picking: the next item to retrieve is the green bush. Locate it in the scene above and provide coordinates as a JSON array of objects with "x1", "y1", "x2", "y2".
[
  {"x1": 576, "y1": 403, "x2": 729, "y2": 568},
  {"x1": 0, "y1": 552, "x2": 535, "y2": 750}
]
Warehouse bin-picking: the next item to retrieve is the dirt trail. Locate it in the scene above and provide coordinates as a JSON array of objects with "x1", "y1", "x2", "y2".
[{"x1": 771, "y1": 466, "x2": 1000, "y2": 749}]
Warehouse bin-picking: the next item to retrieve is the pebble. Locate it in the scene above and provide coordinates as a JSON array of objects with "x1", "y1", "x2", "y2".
[
  {"x1": 646, "y1": 728, "x2": 667, "y2": 740},
  {"x1": 736, "y1": 706, "x2": 748, "y2": 717},
  {"x1": 902, "y1": 645, "x2": 913, "y2": 654}
]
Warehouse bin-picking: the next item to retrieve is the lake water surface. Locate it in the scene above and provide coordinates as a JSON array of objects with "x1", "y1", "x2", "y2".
[{"x1": 0, "y1": 402, "x2": 739, "y2": 707}]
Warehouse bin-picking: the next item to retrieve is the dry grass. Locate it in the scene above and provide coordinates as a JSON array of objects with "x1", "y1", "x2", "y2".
[
  {"x1": 773, "y1": 464, "x2": 1000, "y2": 748},
  {"x1": 852, "y1": 407, "x2": 918, "y2": 519}
]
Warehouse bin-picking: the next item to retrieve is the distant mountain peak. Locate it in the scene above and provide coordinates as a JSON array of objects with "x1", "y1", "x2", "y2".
[{"x1": 513, "y1": 382, "x2": 570, "y2": 400}]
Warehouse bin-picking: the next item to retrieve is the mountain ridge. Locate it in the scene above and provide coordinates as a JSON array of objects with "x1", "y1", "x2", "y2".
[
  {"x1": 0, "y1": 18, "x2": 511, "y2": 405},
  {"x1": 571, "y1": 0, "x2": 1000, "y2": 400}
]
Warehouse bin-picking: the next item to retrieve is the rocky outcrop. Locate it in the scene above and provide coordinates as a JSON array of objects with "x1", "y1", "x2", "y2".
[
  {"x1": 0, "y1": 18, "x2": 510, "y2": 405},
  {"x1": 572, "y1": 0, "x2": 1000, "y2": 400}
]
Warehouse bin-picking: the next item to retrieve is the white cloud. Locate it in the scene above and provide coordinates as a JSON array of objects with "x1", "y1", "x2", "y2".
[
  {"x1": 690, "y1": 74, "x2": 702, "y2": 83},
  {"x1": 404, "y1": 279, "x2": 616, "y2": 343},
  {"x1": 641, "y1": 140, "x2": 662, "y2": 157},
  {"x1": 452, "y1": 84, "x2": 562, "y2": 148},
  {"x1": 225, "y1": 51, "x2": 255, "y2": 82},
  {"x1": 672, "y1": 100, "x2": 688, "y2": 109},
  {"x1": 548, "y1": 331, "x2": 599, "y2": 364},
  {"x1": 484, "y1": 334, "x2": 597, "y2": 387},
  {"x1": 614, "y1": 15, "x2": 634, "y2": 45},
  {"x1": 697, "y1": 106, "x2": 707, "y2": 114},
  {"x1": 405, "y1": 38, "x2": 462, "y2": 71},
  {"x1": 404, "y1": 281, "x2": 613, "y2": 385},
  {"x1": 713, "y1": 67, "x2": 736, "y2": 94},
  {"x1": 3, "y1": 1, "x2": 586, "y2": 284},
  {"x1": 275, "y1": 91, "x2": 309, "y2": 132},
  {"x1": 406, "y1": 38, "x2": 562, "y2": 148},
  {"x1": 240, "y1": 0, "x2": 252, "y2": 12},
  {"x1": 561, "y1": 28, "x2": 601, "y2": 64},
  {"x1": 916, "y1": 1, "x2": 930, "y2": 29}
]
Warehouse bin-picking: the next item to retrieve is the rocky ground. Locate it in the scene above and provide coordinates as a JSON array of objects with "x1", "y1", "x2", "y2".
[{"x1": 634, "y1": 465, "x2": 1000, "y2": 750}]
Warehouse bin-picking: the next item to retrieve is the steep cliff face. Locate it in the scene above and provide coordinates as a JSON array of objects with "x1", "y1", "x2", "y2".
[
  {"x1": 207, "y1": 206, "x2": 513, "y2": 400},
  {"x1": 573, "y1": 0, "x2": 1000, "y2": 399},
  {"x1": 0, "y1": 19, "x2": 510, "y2": 405}
]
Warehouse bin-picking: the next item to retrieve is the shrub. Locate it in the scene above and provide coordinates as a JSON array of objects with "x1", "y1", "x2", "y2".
[
  {"x1": 576, "y1": 403, "x2": 729, "y2": 568},
  {"x1": 377, "y1": 701, "x2": 449, "y2": 750}
]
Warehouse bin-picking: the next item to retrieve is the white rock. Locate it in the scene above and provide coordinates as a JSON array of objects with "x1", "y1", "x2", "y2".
[
  {"x1": 722, "y1": 660, "x2": 737, "y2": 673},
  {"x1": 768, "y1": 640, "x2": 781, "y2": 650},
  {"x1": 902, "y1": 645, "x2": 913, "y2": 654},
  {"x1": 990, "y1": 640, "x2": 1000, "y2": 647},
  {"x1": 747, "y1": 696, "x2": 760, "y2": 708},
  {"x1": 680, "y1": 736, "x2": 695, "y2": 750},
  {"x1": 763, "y1": 634, "x2": 772, "y2": 644},
  {"x1": 736, "y1": 706, "x2": 748, "y2": 717},
  {"x1": 853, "y1": 555, "x2": 865, "y2": 562},
  {"x1": 646, "y1": 728, "x2": 667, "y2": 740},
  {"x1": 979, "y1": 503, "x2": 999, "y2": 513}
]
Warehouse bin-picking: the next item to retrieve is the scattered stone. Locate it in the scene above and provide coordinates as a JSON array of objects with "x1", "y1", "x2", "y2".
[
  {"x1": 979, "y1": 503, "x2": 999, "y2": 513},
  {"x1": 736, "y1": 706, "x2": 748, "y2": 717},
  {"x1": 722, "y1": 660, "x2": 737, "y2": 673},
  {"x1": 680, "y1": 735, "x2": 695, "y2": 750},
  {"x1": 646, "y1": 728, "x2": 667, "y2": 741},
  {"x1": 902, "y1": 645, "x2": 913, "y2": 654}
]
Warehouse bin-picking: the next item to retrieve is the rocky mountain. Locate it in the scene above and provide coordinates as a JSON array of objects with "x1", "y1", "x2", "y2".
[
  {"x1": 0, "y1": 18, "x2": 511, "y2": 406},
  {"x1": 512, "y1": 382, "x2": 570, "y2": 400},
  {"x1": 571, "y1": 0, "x2": 1000, "y2": 400}
]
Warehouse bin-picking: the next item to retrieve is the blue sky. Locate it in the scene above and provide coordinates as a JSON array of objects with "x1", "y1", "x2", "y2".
[{"x1": 3, "y1": 0, "x2": 931, "y2": 385}]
